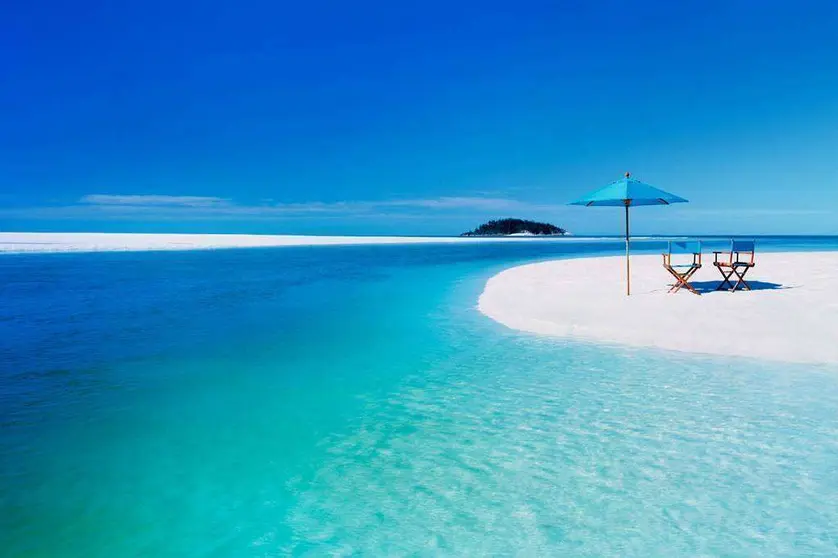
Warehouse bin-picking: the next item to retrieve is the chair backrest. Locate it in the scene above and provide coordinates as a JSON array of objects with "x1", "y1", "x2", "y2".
[
  {"x1": 731, "y1": 239, "x2": 755, "y2": 264},
  {"x1": 668, "y1": 240, "x2": 701, "y2": 255},
  {"x1": 731, "y1": 240, "x2": 755, "y2": 253}
]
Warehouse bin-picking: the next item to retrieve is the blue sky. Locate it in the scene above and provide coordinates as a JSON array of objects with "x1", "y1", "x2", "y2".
[{"x1": 2, "y1": 1, "x2": 837, "y2": 235}]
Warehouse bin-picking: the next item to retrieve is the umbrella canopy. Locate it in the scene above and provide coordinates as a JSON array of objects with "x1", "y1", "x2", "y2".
[
  {"x1": 570, "y1": 174, "x2": 688, "y2": 207},
  {"x1": 569, "y1": 173, "x2": 688, "y2": 295}
]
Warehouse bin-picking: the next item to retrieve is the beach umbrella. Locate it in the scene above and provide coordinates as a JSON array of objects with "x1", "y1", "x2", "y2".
[{"x1": 569, "y1": 172, "x2": 688, "y2": 295}]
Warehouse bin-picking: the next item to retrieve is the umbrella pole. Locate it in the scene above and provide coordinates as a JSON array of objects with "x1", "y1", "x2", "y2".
[{"x1": 625, "y1": 203, "x2": 630, "y2": 296}]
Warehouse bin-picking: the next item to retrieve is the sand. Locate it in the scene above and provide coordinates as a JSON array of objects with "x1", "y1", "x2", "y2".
[
  {"x1": 0, "y1": 232, "x2": 589, "y2": 253},
  {"x1": 479, "y1": 252, "x2": 838, "y2": 364}
]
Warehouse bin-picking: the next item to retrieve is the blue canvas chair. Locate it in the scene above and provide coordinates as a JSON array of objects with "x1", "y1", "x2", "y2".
[
  {"x1": 713, "y1": 240, "x2": 756, "y2": 291},
  {"x1": 662, "y1": 240, "x2": 702, "y2": 294}
]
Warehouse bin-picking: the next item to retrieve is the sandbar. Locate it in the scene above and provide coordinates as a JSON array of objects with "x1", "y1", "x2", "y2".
[
  {"x1": 479, "y1": 252, "x2": 838, "y2": 364},
  {"x1": 0, "y1": 232, "x2": 589, "y2": 254}
]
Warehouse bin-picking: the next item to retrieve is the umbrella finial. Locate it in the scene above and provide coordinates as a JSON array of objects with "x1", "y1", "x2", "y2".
[{"x1": 625, "y1": 171, "x2": 631, "y2": 178}]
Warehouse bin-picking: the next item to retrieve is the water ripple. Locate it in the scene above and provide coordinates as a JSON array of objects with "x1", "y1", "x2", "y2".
[{"x1": 286, "y1": 340, "x2": 838, "y2": 556}]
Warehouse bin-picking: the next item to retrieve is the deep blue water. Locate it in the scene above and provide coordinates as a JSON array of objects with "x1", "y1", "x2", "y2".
[{"x1": 2, "y1": 237, "x2": 838, "y2": 556}]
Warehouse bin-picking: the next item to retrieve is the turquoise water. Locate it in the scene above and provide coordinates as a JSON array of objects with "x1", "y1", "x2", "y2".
[{"x1": 2, "y1": 238, "x2": 838, "y2": 556}]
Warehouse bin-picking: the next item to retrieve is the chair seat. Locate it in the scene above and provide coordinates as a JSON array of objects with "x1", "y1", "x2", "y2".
[
  {"x1": 714, "y1": 262, "x2": 754, "y2": 268},
  {"x1": 668, "y1": 263, "x2": 700, "y2": 269}
]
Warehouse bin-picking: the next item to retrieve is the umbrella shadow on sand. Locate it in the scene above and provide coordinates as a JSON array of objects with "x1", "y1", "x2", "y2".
[{"x1": 680, "y1": 280, "x2": 796, "y2": 294}]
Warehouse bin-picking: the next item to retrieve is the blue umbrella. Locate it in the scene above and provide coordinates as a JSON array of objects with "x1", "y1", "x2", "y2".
[{"x1": 570, "y1": 172, "x2": 688, "y2": 295}]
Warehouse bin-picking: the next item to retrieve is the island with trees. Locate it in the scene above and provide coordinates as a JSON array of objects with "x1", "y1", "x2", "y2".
[{"x1": 461, "y1": 218, "x2": 567, "y2": 237}]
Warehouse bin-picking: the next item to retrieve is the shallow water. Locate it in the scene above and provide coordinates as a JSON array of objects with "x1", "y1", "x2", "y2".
[{"x1": 2, "y1": 238, "x2": 838, "y2": 556}]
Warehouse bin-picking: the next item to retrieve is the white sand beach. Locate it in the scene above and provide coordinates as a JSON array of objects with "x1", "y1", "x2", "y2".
[
  {"x1": 479, "y1": 252, "x2": 838, "y2": 364},
  {"x1": 0, "y1": 232, "x2": 596, "y2": 253}
]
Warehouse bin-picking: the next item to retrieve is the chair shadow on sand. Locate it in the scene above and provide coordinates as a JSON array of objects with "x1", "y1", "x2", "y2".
[{"x1": 683, "y1": 280, "x2": 795, "y2": 295}]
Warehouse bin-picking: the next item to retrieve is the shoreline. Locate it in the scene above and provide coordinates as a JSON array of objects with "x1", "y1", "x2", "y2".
[
  {"x1": 478, "y1": 251, "x2": 838, "y2": 364},
  {"x1": 0, "y1": 232, "x2": 625, "y2": 254}
]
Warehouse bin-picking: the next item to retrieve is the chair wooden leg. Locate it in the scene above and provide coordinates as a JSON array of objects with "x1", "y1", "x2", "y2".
[
  {"x1": 682, "y1": 267, "x2": 701, "y2": 295},
  {"x1": 731, "y1": 267, "x2": 752, "y2": 291},
  {"x1": 672, "y1": 279, "x2": 685, "y2": 293},
  {"x1": 680, "y1": 278, "x2": 698, "y2": 294},
  {"x1": 664, "y1": 266, "x2": 682, "y2": 292},
  {"x1": 715, "y1": 268, "x2": 735, "y2": 291},
  {"x1": 664, "y1": 266, "x2": 688, "y2": 293},
  {"x1": 665, "y1": 266, "x2": 701, "y2": 295},
  {"x1": 671, "y1": 274, "x2": 687, "y2": 293}
]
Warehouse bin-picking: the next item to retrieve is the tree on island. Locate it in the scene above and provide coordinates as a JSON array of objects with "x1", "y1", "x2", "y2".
[{"x1": 461, "y1": 218, "x2": 567, "y2": 236}]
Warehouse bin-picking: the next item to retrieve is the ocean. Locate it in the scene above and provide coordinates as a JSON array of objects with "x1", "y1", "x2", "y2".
[{"x1": 2, "y1": 237, "x2": 838, "y2": 556}]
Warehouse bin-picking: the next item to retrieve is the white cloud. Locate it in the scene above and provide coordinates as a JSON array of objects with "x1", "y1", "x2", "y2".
[
  {"x1": 380, "y1": 197, "x2": 524, "y2": 210},
  {"x1": 642, "y1": 207, "x2": 835, "y2": 221},
  {"x1": 80, "y1": 194, "x2": 231, "y2": 207},
  {"x1": 17, "y1": 194, "x2": 831, "y2": 226},
  {"x1": 93, "y1": 195, "x2": 566, "y2": 216},
  {"x1": 0, "y1": 194, "x2": 571, "y2": 222}
]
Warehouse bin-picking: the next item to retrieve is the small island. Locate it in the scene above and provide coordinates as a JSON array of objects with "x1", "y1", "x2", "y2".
[{"x1": 461, "y1": 218, "x2": 567, "y2": 237}]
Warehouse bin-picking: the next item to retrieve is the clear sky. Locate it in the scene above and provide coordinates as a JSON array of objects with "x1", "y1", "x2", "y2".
[{"x1": 2, "y1": 1, "x2": 837, "y2": 235}]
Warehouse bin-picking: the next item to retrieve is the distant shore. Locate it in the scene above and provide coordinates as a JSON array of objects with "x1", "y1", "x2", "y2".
[
  {"x1": 0, "y1": 232, "x2": 620, "y2": 254},
  {"x1": 479, "y1": 252, "x2": 838, "y2": 364}
]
